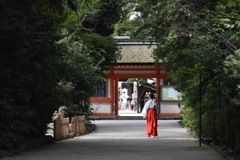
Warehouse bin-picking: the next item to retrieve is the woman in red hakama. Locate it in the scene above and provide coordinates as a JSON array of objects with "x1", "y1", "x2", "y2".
[{"x1": 142, "y1": 93, "x2": 158, "y2": 137}]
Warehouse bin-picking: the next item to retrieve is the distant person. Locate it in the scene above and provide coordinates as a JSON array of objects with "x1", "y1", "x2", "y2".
[
  {"x1": 120, "y1": 91, "x2": 128, "y2": 110},
  {"x1": 131, "y1": 91, "x2": 137, "y2": 111},
  {"x1": 142, "y1": 92, "x2": 158, "y2": 138}
]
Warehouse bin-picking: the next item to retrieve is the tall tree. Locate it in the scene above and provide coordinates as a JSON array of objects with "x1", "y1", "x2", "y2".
[
  {"x1": 0, "y1": 0, "x2": 121, "y2": 149},
  {"x1": 82, "y1": 0, "x2": 123, "y2": 36},
  {"x1": 125, "y1": 0, "x2": 240, "y2": 152},
  {"x1": 0, "y1": 0, "x2": 64, "y2": 149}
]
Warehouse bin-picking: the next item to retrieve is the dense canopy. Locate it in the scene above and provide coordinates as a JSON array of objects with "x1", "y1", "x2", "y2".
[
  {"x1": 0, "y1": 0, "x2": 240, "y2": 155},
  {"x1": 116, "y1": 0, "x2": 240, "y2": 153}
]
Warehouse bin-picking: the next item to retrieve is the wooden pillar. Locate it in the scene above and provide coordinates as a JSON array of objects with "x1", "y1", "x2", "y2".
[
  {"x1": 156, "y1": 66, "x2": 161, "y2": 117},
  {"x1": 110, "y1": 78, "x2": 114, "y2": 115},
  {"x1": 110, "y1": 77, "x2": 118, "y2": 115},
  {"x1": 156, "y1": 77, "x2": 160, "y2": 117},
  {"x1": 114, "y1": 78, "x2": 119, "y2": 115},
  {"x1": 156, "y1": 78, "x2": 160, "y2": 104},
  {"x1": 109, "y1": 66, "x2": 115, "y2": 116},
  {"x1": 156, "y1": 66, "x2": 161, "y2": 104}
]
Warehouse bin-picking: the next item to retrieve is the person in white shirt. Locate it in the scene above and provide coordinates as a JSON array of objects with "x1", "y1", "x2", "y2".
[
  {"x1": 131, "y1": 91, "x2": 137, "y2": 110},
  {"x1": 120, "y1": 91, "x2": 128, "y2": 110}
]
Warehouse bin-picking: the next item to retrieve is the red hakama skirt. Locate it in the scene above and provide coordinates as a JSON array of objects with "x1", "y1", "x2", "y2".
[{"x1": 146, "y1": 108, "x2": 158, "y2": 136}]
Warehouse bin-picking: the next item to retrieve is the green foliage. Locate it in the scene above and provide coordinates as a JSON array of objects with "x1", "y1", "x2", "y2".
[
  {"x1": 79, "y1": 32, "x2": 121, "y2": 66},
  {"x1": 113, "y1": 1, "x2": 142, "y2": 37},
  {"x1": 181, "y1": 106, "x2": 198, "y2": 136},
  {"x1": 0, "y1": 0, "x2": 63, "y2": 149},
  {"x1": 0, "y1": 0, "x2": 120, "y2": 150},
  {"x1": 125, "y1": 0, "x2": 240, "y2": 152},
  {"x1": 82, "y1": 0, "x2": 123, "y2": 36},
  {"x1": 114, "y1": 20, "x2": 142, "y2": 37},
  {"x1": 125, "y1": 78, "x2": 147, "y2": 87}
]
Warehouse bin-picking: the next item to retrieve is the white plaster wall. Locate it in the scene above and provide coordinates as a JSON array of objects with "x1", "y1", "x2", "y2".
[
  {"x1": 160, "y1": 101, "x2": 181, "y2": 113},
  {"x1": 91, "y1": 102, "x2": 111, "y2": 113},
  {"x1": 160, "y1": 79, "x2": 164, "y2": 85},
  {"x1": 160, "y1": 70, "x2": 166, "y2": 74},
  {"x1": 107, "y1": 79, "x2": 111, "y2": 97}
]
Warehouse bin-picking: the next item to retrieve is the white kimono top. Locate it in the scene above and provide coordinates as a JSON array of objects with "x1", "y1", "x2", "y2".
[{"x1": 142, "y1": 99, "x2": 155, "y2": 118}]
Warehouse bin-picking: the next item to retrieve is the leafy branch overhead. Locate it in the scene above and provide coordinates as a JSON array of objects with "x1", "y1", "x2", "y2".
[{"x1": 120, "y1": 0, "x2": 240, "y2": 152}]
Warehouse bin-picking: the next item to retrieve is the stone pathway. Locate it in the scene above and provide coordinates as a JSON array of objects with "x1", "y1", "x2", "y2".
[{"x1": 2, "y1": 120, "x2": 225, "y2": 160}]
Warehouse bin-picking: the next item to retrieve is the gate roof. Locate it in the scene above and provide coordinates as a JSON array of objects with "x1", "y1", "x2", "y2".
[{"x1": 115, "y1": 36, "x2": 157, "y2": 63}]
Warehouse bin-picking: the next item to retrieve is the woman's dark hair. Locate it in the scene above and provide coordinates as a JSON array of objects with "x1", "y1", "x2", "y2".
[{"x1": 149, "y1": 93, "x2": 154, "y2": 99}]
